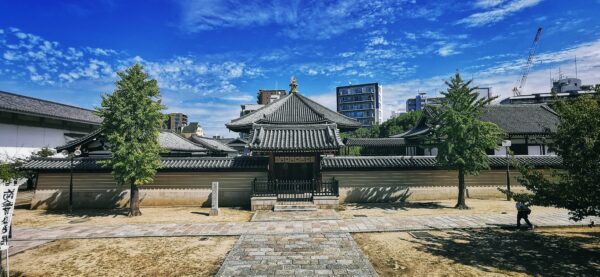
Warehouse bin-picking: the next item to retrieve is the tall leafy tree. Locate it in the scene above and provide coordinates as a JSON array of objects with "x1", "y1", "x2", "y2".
[
  {"x1": 98, "y1": 64, "x2": 165, "y2": 216},
  {"x1": 431, "y1": 73, "x2": 503, "y2": 209},
  {"x1": 509, "y1": 95, "x2": 600, "y2": 220},
  {"x1": 379, "y1": 110, "x2": 422, "y2": 137},
  {"x1": 0, "y1": 159, "x2": 23, "y2": 185}
]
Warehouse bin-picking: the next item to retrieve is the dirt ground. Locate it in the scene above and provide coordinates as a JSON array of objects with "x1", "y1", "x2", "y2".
[
  {"x1": 354, "y1": 227, "x2": 600, "y2": 277},
  {"x1": 13, "y1": 206, "x2": 253, "y2": 227},
  {"x1": 9, "y1": 236, "x2": 236, "y2": 277},
  {"x1": 338, "y1": 199, "x2": 566, "y2": 219}
]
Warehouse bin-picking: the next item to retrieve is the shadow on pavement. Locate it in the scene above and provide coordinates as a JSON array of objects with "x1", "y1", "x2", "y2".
[{"x1": 411, "y1": 228, "x2": 600, "y2": 276}]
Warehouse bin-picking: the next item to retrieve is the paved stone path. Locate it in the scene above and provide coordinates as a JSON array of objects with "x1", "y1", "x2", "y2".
[
  {"x1": 216, "y1": 233, "x2": 377, "y2": 277},
  {"x1": 12, "y1": 211, "x2": 596, "y2": 242},
  {"x1": 216, "y1": 209, "x2": 377, "y2": 276},
  {"x1": 252, "y1": 210, "x2": 340, "y2": 222}
]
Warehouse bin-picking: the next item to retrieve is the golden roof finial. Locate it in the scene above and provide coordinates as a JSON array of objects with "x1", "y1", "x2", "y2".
[{"x1": 289, "y1": 76, "x2": 298, "y2": 94}]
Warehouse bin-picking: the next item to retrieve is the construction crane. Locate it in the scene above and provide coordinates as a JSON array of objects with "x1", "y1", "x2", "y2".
[{"x1": 513, "y1": 27, "x2": 543, "y2": 96}]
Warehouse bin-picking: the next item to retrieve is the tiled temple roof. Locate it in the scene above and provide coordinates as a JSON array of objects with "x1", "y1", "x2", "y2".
[
  {"x1": 480, "y1": 104, "x2": 559, "y2": 134},
  {"x1": 321, "y1": 155, "x2": 562, "y2": 169},
  {"x1": 248, "y1": 123, "x2": 344, "y2": 152},
  {"x1": 345, "y1": 138, "x2": 410, "y2": 147},
  {"x1": 21, "y1": 156, "x2": 268, "y2": 171},
  {"x1": 393, "y1": 104, "x2": 559, "y2": 139},
  {"x1": 22, "y1": 155, "x2": 561, "y2": 171},
  {"x1": 191, "y1": 135, "x2": 238, "y2": 153},
  {"x1": 0, "y1": 90, "x2": 102, "y2": 124},
  {"x1": 158, "y1": 131, "x2": 207, "y2": 152},
  {"x1": 56, "y1": 128, "x2": 207, "y2": 153},
  {"x1": 226, "y1": 92, "x2": 361, "y2": 132}
]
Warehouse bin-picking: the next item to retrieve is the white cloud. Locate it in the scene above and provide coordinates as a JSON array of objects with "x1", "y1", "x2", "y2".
[
  {"x1": 3, "y1": 51, "x2": 19, "y2": 61},
  {"x1": 438, "y1": 43, "x2": 460, "y2": 57},
  {"x1": 339, "y1": 52, "x2": 355, "y2": 58},
  {"x1": 474, "y1": 0, "x2": 507, "y2": 8},
  {"x1": 368, "y1": 36, "x2": 389, "y2": 46},
  {"x1": 178, "y1": 0, "x2": 406, "y2": 40},
  {"x1": 0, "y1": 27, "x2": 265, "y2": 99},
  {"x1": 86, "y1": 47, "x2": 117, "y2": 56},
  {"x1": 379, "y1": 38, "x2": 600, "y2": 121},
  {"x1": 457, "y1": 0, "x2": 543, "y2": 27}
]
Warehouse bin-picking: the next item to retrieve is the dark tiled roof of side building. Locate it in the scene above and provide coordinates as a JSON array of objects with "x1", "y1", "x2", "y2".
[
  {"x1": 56, "y1": 128, "x2": 207, "y2": 153},
  {"x1": 226, "y1": 92, "x2": 361, "y2": 132},
  {"x1": 321, "y1": 155, "x2": 562, "y2": 169},
  {"x1": 21, "y1": 156, "x2": 268, "y2": 171},
  {"x1": 191, "y1": 135, "x2": 238, "y2": 153},
  {"x1": 345, "y1": 137, "x2": 410, "y2": 147},
  {"x1": 393, "y1": 104, "x2": 559, "y2": 139},
  {"x1": 0, "y1": 90, "x2": 102, "y2": 124},
  {"x1": 480, "y1": 104, "x2": 559, "y2": 134}
]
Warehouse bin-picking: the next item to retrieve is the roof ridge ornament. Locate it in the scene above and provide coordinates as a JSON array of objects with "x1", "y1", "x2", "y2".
[{"x1": 289, "y1": 76, "x2": 298, "y2": 94}]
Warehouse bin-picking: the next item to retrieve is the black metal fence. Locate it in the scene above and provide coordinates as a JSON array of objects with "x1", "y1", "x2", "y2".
[{"x1": 251, "y1": 178, "x2": 339, "y2": 202}]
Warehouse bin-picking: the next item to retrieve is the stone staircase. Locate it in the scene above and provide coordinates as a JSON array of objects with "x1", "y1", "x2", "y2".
[{"x1": 273, "y1": 201, "x2": 318, "y2": 212}]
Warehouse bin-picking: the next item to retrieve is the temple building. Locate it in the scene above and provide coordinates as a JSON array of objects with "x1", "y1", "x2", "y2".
[
  {"x1": 345, "y1": 104, "x2": 559, "y2": 156},
  {"x1": 21, "y1": 78, "x2": 562, "y2": 211}
]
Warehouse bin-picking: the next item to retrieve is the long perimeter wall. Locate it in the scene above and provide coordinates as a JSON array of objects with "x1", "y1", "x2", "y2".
[
  {"x1": 33, "y1": 171, "x2": 267, "y2": 209},
  {"x1": 322, "y1": 169, "x2": 550, "y2": 202},
  {"x1": 32, "y1": 168, "x2": 555, "y2": 209}
]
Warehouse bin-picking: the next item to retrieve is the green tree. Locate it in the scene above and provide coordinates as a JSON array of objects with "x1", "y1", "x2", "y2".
[
  {"x1": 431, "y1": 73, "x2": 503, "y2": 209},
  {"x1": 508, "y1": 95, "x2": 600, "y2": 220},
  {"x1": 98, "y1": 64, "x2": 165, "y2": 216},
  {"x1": 0, "y1": 159, "x2": 23, "y2": 184},
  {"x1": 33, "y1": 147, "x2": 55, "y2": 157},
  {"x1": 379, "y1": 110, "x2": 422, "y2": 137}
]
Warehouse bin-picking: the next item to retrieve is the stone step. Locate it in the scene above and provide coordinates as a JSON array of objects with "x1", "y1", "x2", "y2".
[{"x1": 273, "y1": 203, "x2": 318, "y2": 212}]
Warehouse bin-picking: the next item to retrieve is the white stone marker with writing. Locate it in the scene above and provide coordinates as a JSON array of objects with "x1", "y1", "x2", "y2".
[{"x1": 209, "y1": 182, "x2": 219, "y2": 216}]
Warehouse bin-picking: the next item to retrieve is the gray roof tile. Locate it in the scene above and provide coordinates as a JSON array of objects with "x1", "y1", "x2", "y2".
[
  {"x1": 56, "y1": 129, "x2": 207, "y2": 152},
  {"x1": 226, "y1": 92, "x2": 361, "y2": 132},
  {"x1": 394, "y1": 104, "x2": 559, "y2": 139},
  {"x1": 480, "y1": 104, "x2": 559, "y2": 134},
  {"x1": 321, "y1": 155, "x2": 562, "y2": 169},
  {"x1": 191, "y1": 135, "x2": 238, "y2": 153},
  {"x1": 248, "y1": 123, "x2": 344, "y2": 152},
  {"x1": 21, "y1": 156, "x2": 267, "y2": 171},
  {"x1": 0, "y1": 90, "x2": 102, "y2": 124},
  {"x1": 345, "y1": 138, "x2": 409, "y2": 147}
]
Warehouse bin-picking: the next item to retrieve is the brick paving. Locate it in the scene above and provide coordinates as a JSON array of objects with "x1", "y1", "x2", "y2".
[
  {"x1": 252, "y1": 209, "x2": 340, "y2": 222},
  {"x1": 216, "y1": 233, "x2": 377, "y2": 277},
  {"x1": 12, "y1": 211, "x2": 596, "y2": 242}
]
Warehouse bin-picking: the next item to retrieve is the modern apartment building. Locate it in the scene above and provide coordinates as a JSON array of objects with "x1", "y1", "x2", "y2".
[
  {"x1": 407, "y1": 87, "x2": 492, "y2": 112},
  {"x1": 164, "y1": 113, "x2": 188, "y2": 131},
  {"x1": 258, "y1": 89, "x2": 287, "y2": 105},
  {"x1": 406, "y1": 93, "x2": 445, "y2": 112},
  {"x1": 336, "y1": 83, "x2": 383, "y2": 127}
]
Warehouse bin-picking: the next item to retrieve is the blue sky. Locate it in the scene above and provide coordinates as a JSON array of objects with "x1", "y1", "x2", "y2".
[{"x1": 1, "y1": 0, "x2": 600, "y2": 136}]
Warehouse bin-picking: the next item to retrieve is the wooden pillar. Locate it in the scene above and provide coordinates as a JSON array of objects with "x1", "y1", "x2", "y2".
[
  {"x1": 268, "y1": 152, "x2": 275, "y2": 181},
  {"x1": 314, "y1": 152, "x2": 322, "y2": 182}
]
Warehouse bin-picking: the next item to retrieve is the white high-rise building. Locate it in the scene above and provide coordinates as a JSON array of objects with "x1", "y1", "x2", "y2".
[{"x1": 336, "y1": 83, "x2": 383, "y2": 127}]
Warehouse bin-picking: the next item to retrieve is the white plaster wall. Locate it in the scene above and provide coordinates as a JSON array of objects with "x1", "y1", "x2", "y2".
[
  {"x1": 528, "y1": 145, "x2": 542, "y2": 155},
  {"x1": 0, "y1": 123, "x2": 85, "y2": 161},
  {"x1": 494, "y1": 147, "x2": 508, "y2": 156}
]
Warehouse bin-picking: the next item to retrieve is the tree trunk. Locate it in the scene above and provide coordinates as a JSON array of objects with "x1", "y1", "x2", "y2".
[
  {"x1": 129, "y1": 181, "x2": 142, "y2": 216},
  {"x1": 455, "y1": 167, "x2": 469, "y2": 209}
]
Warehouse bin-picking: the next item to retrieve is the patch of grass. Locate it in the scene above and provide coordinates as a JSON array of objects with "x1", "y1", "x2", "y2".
[
  {"x1": 9, "y1": 236, "x2": 237, "y2": 277},
  {"x1": 14, "y1": 206, "x2": 253, "y2": 227}
]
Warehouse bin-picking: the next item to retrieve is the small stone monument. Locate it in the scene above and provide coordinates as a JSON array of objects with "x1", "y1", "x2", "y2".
[{"x1": 209, "y1": 181, "x2": 219, "y2": 216}]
